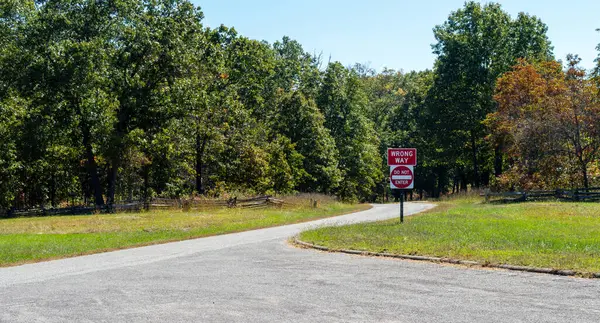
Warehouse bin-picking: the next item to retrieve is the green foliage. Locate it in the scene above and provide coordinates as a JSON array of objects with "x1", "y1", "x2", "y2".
[
  {"x1": 319, "y1": 63, "x2": 383, "y2": 201},
  {"x1": 358, "y1": 67, "x2": 437, "y2": 198},
  {"x1": 0, "y1": 94, "x2": 25, "y2": 208},
  {"x1": 0, "y1": 0, "x2": 589, "y2": 209},
  {"x1": 427, "y1": 1, "x2": 553, "y2": 191},
  {"x1": 275, "y1": 91, "x2": 341, "y2": 193}
]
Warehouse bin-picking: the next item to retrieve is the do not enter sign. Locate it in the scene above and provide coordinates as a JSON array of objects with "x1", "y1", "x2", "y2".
[{"x1": 390, "y1": 165, "x2": 414, "y2": 189}]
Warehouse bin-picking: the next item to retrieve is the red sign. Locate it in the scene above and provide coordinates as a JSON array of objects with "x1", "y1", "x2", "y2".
[
  {"x1": 387, "y1": 148, "x2": 417, "y2": 166},
  {"x1": 390, "y1": 165, "x2": 414, "y2": 189}
]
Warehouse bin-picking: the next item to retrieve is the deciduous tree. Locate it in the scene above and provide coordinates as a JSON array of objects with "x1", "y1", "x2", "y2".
[{"x1": 428, "y1": 1, "x2": 552, "y2": 189}]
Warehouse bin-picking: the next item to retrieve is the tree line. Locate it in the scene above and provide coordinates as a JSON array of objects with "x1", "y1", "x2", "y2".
[{"x1": 0, "y1": 1, "x2": 598, "y2": 210}]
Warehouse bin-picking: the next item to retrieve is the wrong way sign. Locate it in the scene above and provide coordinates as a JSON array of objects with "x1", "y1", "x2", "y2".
[
  {"x1": 387, "y1": 148, "x2": 417, "y2": 166},
  {"x1": 390, "y1": 165, "x2": 414, "y2": 189}
]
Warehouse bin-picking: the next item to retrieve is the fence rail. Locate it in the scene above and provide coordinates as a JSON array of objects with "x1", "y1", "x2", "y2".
[
  {"x1": 0, "y1": 195, "x2": 287, "y2": 218},
  {"x1": 483, "y1": 188, "x2": 600, "y2": 203}
]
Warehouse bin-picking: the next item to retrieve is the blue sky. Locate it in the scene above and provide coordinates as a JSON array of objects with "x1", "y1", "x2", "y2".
[{"x1": 192, "y1": 0, "x2": 600, "y2": 73}]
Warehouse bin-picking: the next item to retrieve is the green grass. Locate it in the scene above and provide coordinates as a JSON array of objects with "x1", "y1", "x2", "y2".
[
  {"x1": 0, "y1": 200, "x2": 369, "y2": 267},
  {"x1": 299, "y1": 199, "x2": 600, "y2": 274}
]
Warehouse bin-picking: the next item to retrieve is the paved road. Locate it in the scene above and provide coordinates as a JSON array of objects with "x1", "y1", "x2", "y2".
[{"x1": 1, "y1": 203, "x2": 599, "y2": 323}]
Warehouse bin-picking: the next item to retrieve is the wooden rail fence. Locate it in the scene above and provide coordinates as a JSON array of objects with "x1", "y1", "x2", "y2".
[
  {"x1": 483, "y1": 188, "x2": 600, "y2": 203},
  {"x1": 0, "y1": 195, "x2": 286, "y2": 218}
]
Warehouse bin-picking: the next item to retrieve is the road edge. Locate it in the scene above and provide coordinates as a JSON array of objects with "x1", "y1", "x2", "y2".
[
  {"x1": 292, "y1": 237, "x2": 600, "y2": 279},
  {"x1": 0, "y1": 203, "x2": 372, "y2": 269}
]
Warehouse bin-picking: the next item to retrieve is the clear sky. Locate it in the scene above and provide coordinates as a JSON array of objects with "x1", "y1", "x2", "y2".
[{"x1": 192, "y1": 0, "x2": 600, "y2": 73}]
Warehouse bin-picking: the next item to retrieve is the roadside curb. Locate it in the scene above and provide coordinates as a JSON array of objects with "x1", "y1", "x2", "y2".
[{"x1": 293, "y1": 238, "x2": 600, "y2": 279}]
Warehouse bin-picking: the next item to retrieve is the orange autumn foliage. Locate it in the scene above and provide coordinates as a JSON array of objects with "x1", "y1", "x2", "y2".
[{"x1": 486, "y1": 58, "x2": 600, "y2": 190}]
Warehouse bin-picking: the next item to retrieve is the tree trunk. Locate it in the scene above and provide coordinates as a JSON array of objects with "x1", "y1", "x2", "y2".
[
  {"x1": 142, "y1": 164, "x2": 150, "y2": 210},
  {"x1": 49, "y1": 174, "x2": 56, "y2": 207},
  {"x1": 482, "y1": 171, "x2": 490, "y2": 187},
  {"x1": 436, "y1": 167, "x2": 446, "y2": 198},
  {"x1": 460, "y1": 169, "x2": 467, "y2": 192},
  {"x1": 582, "y1": 163, "x2": 589, "y2": 189},
  {"x1": 82, "y1": 123, "x2": 104, "y2": 207},
  {"x1": 431, "y1": 173, "x2": 439, "y2": 198},
  {"x1": 471, "y1": 130, "x2": 480, "y2": 188},
  {"x1": 494, "y1": 145, "x2": 503, "y2": 177},
  {"x1": 195, "y1": 134, "x2": 208, "y2": 194},
  {"x1": 107, "y1": 159, "x2": 118, "y2": 209},
  {"x1": 384, "y1": 184, "x2": 387, "y2": 202},
  {"x1": 452, "y1": 176, "x2": 457, "y2": 194}
]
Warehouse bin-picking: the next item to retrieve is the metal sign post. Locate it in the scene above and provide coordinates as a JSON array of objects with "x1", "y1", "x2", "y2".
[
  {"x1": 400, "y1": 191, "x2": 404, "y2": 223},
  {"x1": 388, "y1": 148, "x2": 417, "y2": 224}
]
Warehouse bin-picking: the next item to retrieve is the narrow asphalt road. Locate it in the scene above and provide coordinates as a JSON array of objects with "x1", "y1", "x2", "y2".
[{"x1": 1, "y1": 203, "x2": 599, "y2": 322}]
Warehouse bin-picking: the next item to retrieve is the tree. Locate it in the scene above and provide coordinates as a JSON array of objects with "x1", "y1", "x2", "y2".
[
  {"x1": 487, "y1": 60, "x2": 568, "y2": 189},
  {"x1": 593, "y1": 28, "x2": 600, "y2": 89},
  {"x1": 562, "y1": 55, "x2": 600, "y2": 188},
  {"x1": 487, "y1": 58, "x2": 600, "y2": 189},
  {"x1": 271, "y1": 37, "x2": 341, "y2": 193},
  {"x1": 164, "y1": 24, "x2": 233, "y2": 196},
  {"x1": 0, "y1": 95, "x2": 25, "y2": 209},
  {"x1": 275, "y1": 91, "x2": 341, "y2": 193},
  {"x1": 5, "y1": 0, "x2": 121, "y2": 207},
  {"x1": 428, "y1": 1, "x2": 552, "y2": 189},
  {"x1": 0, "y1": 1, "x2": 31, "y2": 209},
  {"x1": 357, "y1": 67, "x2": 441, "y2": 198},
  {"x1": 318, "y1": 62, "x2": 382, "y2": 201},
  {"x1": 272, "y1": 36, "x2": 322, "y2": 97},
  {"x1": 3, "y1": 0, "x2": 211, "y2": 208},
  {"x1": 104, "y1": 0, "x2": 207, "y2": 205}
]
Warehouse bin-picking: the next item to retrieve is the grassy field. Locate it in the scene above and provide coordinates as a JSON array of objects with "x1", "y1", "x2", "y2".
[
  {"x1": 299, "y1": 198, "x2": 600, "y2": 274},
  {"x1": 0, "y1": 198, "x2": 368, "y2": 267}
]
